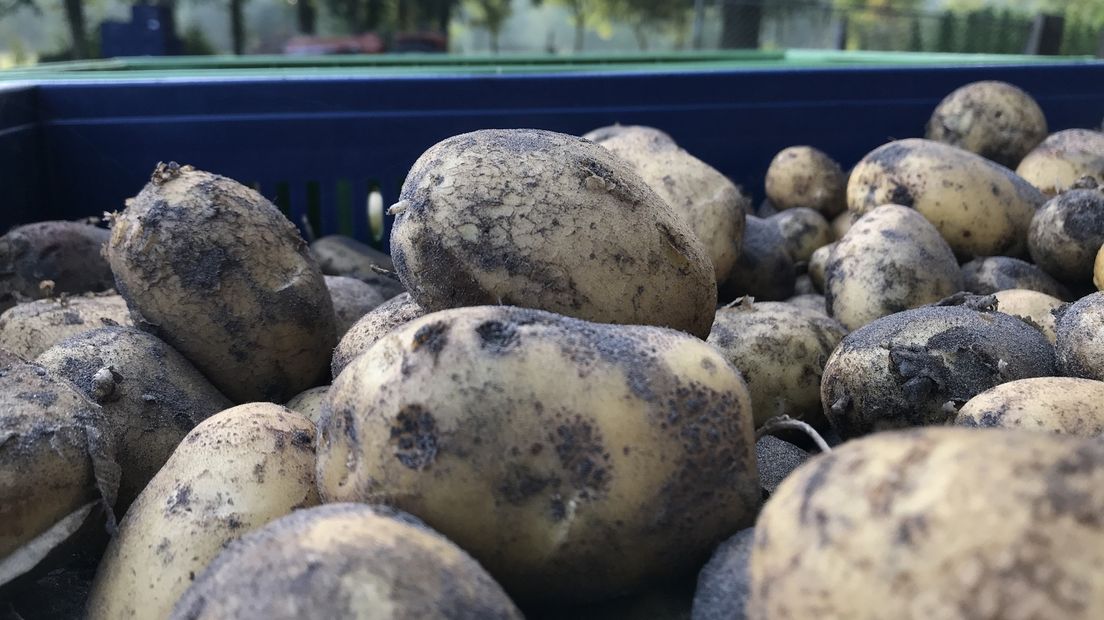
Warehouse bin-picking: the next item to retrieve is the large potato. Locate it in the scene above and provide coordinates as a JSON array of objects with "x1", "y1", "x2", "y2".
[
  {"x1": 926, "y1": 80, "x2": 1047, "y2": 168},
  {"x1": 106, "y1": 162, "x2": 337, "y2": 403},
  {"x1": 0, "y1": 293, "x2": 133, "y2": 359},
  {"x1": 1017, "y1": 128, "x2": 1104, "y2": 195},
  {"x1": 764, "y1": 146, "x2": 846, "y2": 217},
  {"x1": 330, "y1": 291, "x2": 426, "y2": 378},
  {"x1": 36, "y1": 326, "x2": 232, "y2": 512},
  {"x1": 387, "y1": 129, "x2": 717, "y2": 338},
  {"x1": 821, "y1": 302, "x2": 1056, "y2": 438},
  {"x1": 317, "y1": 306, "x2": 759, "y2": 603},
  {"x1": 767, "y1": 207, "x2": 832, "y2": 263},
  {"x1": 825, "y1": 205, "x2": 961, "y2": 330},
  {"x1": 325, "y1": 275, "x2": 387, "y2": 338},
  {"x1": 587, "y1": 125, "x2": 748, "y2": 283},
  {"x1": 847, "y1": 138, "x2": 1046, "y2": 257},
  {"x1": 955, "y1": 377, "x2": 1104, "y2": 436},
  {"x1": 0, "y1": 221, "x2": 113, "y2": 312},
  {"x1": 86, "y1": 403, "x2": 320, "y2": 620},
  {"x1": 992, "y1": 288, "x2": 1063, "y2": 343},
  {"x1": 719, "y1": 216, "x2": 795, "y2": 302},
  {"x1": 1028, "y1": 180, "x2": 1104, "y2": 283},
  {"x1": 170, "y1": 504, "x2": 522, "y2": 620},
  {"x1": 961, "y1": 255, "x2": 1071, "y2": 299},
  {"x1": 748, "y1": 428, "x2": 1104, "y2": 620},
  {"x1": 1055, "y1": 291, "x2": 1104, "y2": 380},
  {"x1": 708, "y1": 299, "x2": 845, "y2": 428}
]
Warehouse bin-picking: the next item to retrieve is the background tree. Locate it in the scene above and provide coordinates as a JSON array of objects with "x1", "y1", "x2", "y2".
[{"x1": 465, "y1": 0, "x2": 512, "y2": 52}]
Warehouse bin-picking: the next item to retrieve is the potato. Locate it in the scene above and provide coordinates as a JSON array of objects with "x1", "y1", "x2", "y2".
[
  {"x1": 807, "y1": 242, "x2": 833, "y2": 293},
  {"x1": 0, "y1": 352, "x2": 118, "y2": 586},
  {"x1": 588, "y1": 125, "x2": 749, "y2": 283},
  {"x1": 821, "y1": 301, "x2": 1056, "y2": 438},
  {"x1": 36, "y1": 326, "x2": 232, "y2": 512},
  {"x1": 847, "y1": 138, "x2": 1046, "y2": 257},
  {"x1": 387, "y1": 129, "x2": 717, "y2": 339},
  {"x1": 324, "y1": 275, "x2": 387, "y2": 338},
  {"x1": 719, "y1": 216, "x2": 795, "y2": 302},
  {"x1": 581, "y1": 124, "x2": 676, "y2": 147},
  {"x1": 786, "y1": 293, "x2": 827, "y2": 316},
  {"x1": 310, "y1": 234, "x2": 404, "y2": 299},
  {"x1": 105, "y1": 162, "x2": 337, "y2": 403},
  {"x1": 86, "y1": 403, "x2": 319, "y2": 620},
  {"x1": 285, "y1": 385, "x2": 327, "y2": 426},
  {"x1": 764, "y1": 146, "x2": 846, "y2": 217},
  {"x1": 170, "y1": 503, "x2": 522, "y2": 620},
  {"x1": 331, "y1": 291, "x2": 426, "y2": 379},
  {"x1": 961, "y1": 255, "x2": 1072, "y2": 299},
  {"x1": 767, "y1": 207, "x2": 832, "y2": 263},
  {"x1": 830, "y1": 210, "x2": 855, "y2": 240},
  {"x1": 1096, "y1": 244, "x2": 1104, "y2": 291},
  {"x1": 755, "y1": 436, "x2": 811, "y2": 496},
  {"x1": 955, "y1": 377, "x2": 1104, "y2": 436},
  {"x1": 692, "y1": 528, "x2": 754, "y2": 620},
  {"x1": 755, "y1": 199, "x2": 778, "y2": 219},
  {"x1": 317, "y1": 305, "x2": 759, "y2": 602},
  {"x1": 1028, "y1": 179, "x2": 1104, "y2": 283},
  {"x1": 992, "y1": 288, "x2": 1063, "y2": 343},
  {"x1": 0, "y1": 221, "x2": 114, "y2": 312},
  {"x1": 748, "y1": 427, "x2": 1104, "y2": 620},
  {"x1": 1016, "y1": 128, "x2": 1104, "y2": 196},
  {"x1": 825, "y1": 205, "x2": 962, "y2": 330},
  {"x1": 0, "y1": 293, "x2": 133, "y2": 360},
  {"x1": 708, "y1": 299, "x2": 845, "y2": 428},
  {"x1": 926, "y1": 80, "x2": 1048, "y2": 168},
  {"x1": 1055, "y1": 291, "x2": 1104, "y2": 380}
]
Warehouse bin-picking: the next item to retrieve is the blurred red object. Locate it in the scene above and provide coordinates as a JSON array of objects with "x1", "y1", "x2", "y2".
[{"x1": 283, "y1": 34, "x2": 386, "y2": 55}]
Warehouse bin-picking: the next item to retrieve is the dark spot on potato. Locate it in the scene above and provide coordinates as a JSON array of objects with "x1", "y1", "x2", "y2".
[
  {"x1": 475, "y1": 320, "x2": 520, "y2": 353},
  {"x1": 888, "y1": 184, "x2": 914, "y2": 208},
  {"x1": 1039, "y1": 442, "x2": 1104, "y2": 529},
  {"x1": 291, "y1": 429, "x2": 313, "y2": 450},
  {"x1": 549, "y1": 496, "x2": 567, "y2": 521},
  {"x1": 411, "y1": 321, "x2": 449, "y2": 359},
  {"x1": 390, "y1": 404, "x2": 438, "y2": 470},
  {"x1": 15, "y1": 391, "x2": 58, "y2": 407},
  {"x1": 166, "y1": 484, "x2": 192, "y2": 514},
  {"x1": 498, "y1": 465, "x2": 556, "y2": 505},
  {"x1": 895, "y1": 514, "x2": 929, "y2": 547},
  {"x1": 553, "y1": 417, "x2": 610, "y2": 496},
  {"x1": 529, "y1": 443, "x2": 543, "y2": 455}
]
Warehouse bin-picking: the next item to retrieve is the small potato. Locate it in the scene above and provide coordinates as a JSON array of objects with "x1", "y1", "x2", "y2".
[
  {"x1": 961, "y1": 255, "x2": 1071, "y2": 299},
  {"x1": 170, "y1": 504, "x2": 523, "y2": 620},
  {"x1": 318, "y1": 306, "x2": 759, "y2": 603},
  {"x1": 324, "y1": 275, "x2": 387, "y2": 338},
  {"x1": 992, "y1": 288, "x2": 1064, "y2": 343},
  {"x1": 1096, "y1": 243, "x2": 1104, "y2": 291},
  {"x1": 955, "y1": 377, "x2": 1104, "y2": 436},
  {"x1": 0, "y1": 293, "x2": 134, "y2": 359},
  {"x1": 764, "y1": 146, "x2": 846, "y2": 217},
  {"x1": 719, "y1": 216, "x2": 795, "y2": 302},
  {"x1": 708, "y1": 299, "x2": 845, "y2": 428},
  {"x1": 310, "y1": 235, "x2": 404, "y2": 299},
  {"x1": 821, "y1": 302, "x2": 1056, "y2": 438},
  {"x1": 830, "y1": 210, "x2": 856, "y2": 240},
  {"x1": 807, "y1": 242, "x2": 833, "y2": 293},
  {"x1": 692, "y1": 528, "x2": 754, "y2": 620},
  {"x1": 792, "y1": 274, "x2": 816, "y2": 296},
  {"x1": 786, "y1": 293, "x2": 828, "y2": 316},
  {"x1": 0, "y1": 221, "x2": 114, "y2": 311},
  {"x1": 926, "y1": 80, "x2": 1048, "y2": 168},
  {"x1": 331, "y1": 292, "x2": 426, "y2": 378},
  {"x1": 582, "y1": 124, "x2": 676, "y2": 147},
  {"x1": 1028, "y1": 180, "x2": 1104, "y2": 283},
  {"x1": 285, "y1": 385, "x2": 327, "y2": 426},
  {"x1": 847, "y1": 138, "x2": 1046, "y2": 257},
  {"x1": 825, "y1": 205, "x2": 962, "y2": 330},
  {"x1": 1016, "y1": 128, "x2": 1104, "y2": 195},
  {"x1": 86, "y1": 403, "x2": 320, "y2": 620},
  {"x1": 389, "y1": 129, "x2": 717, "y2": 338},
  {"x1": 748, "y1": 427, "x2": 1104, "y2": 619},
  {"x1": 1056, "y1": 291, "x2": 1104, "y2": 380},
  {"x1": 767, "y1": 207, "x2": 832, "y2": 263}
]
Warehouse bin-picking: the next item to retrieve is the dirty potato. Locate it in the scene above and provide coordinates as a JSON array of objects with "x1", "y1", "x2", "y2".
[
  {"x1": 170, "y1": 503, "x2": 523, "y2": 620},
  {"x1": 1055, "y1": 292, "x2": 1104, "y2": 381},
  {"x1": 992, "y1": 288, "x2": 1064, "y2": 343},
  {"x1": 331, "y1": 292, "x2": 426, "y2": 379},
  {"x1": 764, "y1": 146, "x2": 847, "y2": 217},
  {"x1": 582, "y1": 124, "x2": 676, "y2": 147},
  {"x1": 847, "y1": 138, "x2": 1046, "y2": 257},
  {"x1": 955, "y1": 377, "x2": 1104, "y2": 436},
  {"x1": 325, "y1": 275, "x2": 387, "y2": 338},
  {"x1": 719, "y1": 216, "x2": 795, "y2": 302},
  {"x1": 388, "y1": 129, "x2": 717, "y2": 339},
  {"x1": 105, "y1": 162, "x2": 337, "y2": 403},
  {"x1": 310, "y1": 235, "x2": 404, "y2": 299},
  {"x1": 786, "y1": 294, "x2": 828, "y2": 316},
  {"x1": 807, "y1": 242, "x2": 833, "y2": 293},
  {"x1": 0, "y1": 221, "x2": 114, "y2": 311},
  {"x1": 926, "y1": 80, "x2": 1048, "y2": 168},
  {"x1": 831, "y1": 211, "x2": 856, "y2": 240},
  {"x1": 85, "y1": 403, "x2": 320, "y2": 620},
  {"x1": 961, "y1": 255, "x2": 1071, "y2": 299},
  {"x1": 285, "y1": 385, "x2": 327, "y2": 426},
  {"x1": 767, "y1": 207, "x2": 833, "y2": 263},
  {"x1": 1017, "y1": 128, "x2": 1104, "y2": 196},
  {"x1": 0, "y1": 293, "x2": 133, "y2": 360},
  {"x1": 1028, "y1": 178, "x2": 1104, "y2": 283},
  {"x1": 318, "y1": 306, "x2": 759, "y2": 603}
]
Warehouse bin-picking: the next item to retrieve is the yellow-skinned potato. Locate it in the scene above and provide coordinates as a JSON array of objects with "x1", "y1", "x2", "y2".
[
  {"x1": 825, "y1": 205, "x2": 961, "y2": 330},
  {"x1": 708, "y1": 299, "x2": 845, "y2": 428},
  {"x1": 764, "y1": 146, "x2": 846, "y2": 217},
  {"x1": 926, "y1": 80, "x2": 1047, "y2": 168},
  {"x1": 331, "y1": 291, "x2": 426, "y2": 378},
  {"x1": 955, "y1": 377, "x2": 1104, "y2": 436},
  {"x1": 1056, "y1": 292, "x2": 1104, "y2": 381},
  {"x1": 582, "y1": 124, "x2": 676, "y2": 147},
  {"x1": 170, "y1": 504, "x2": 523, "y2": 620},
  {"x1": 324, "y1": 275, "x2": 387, "y2": 338},
  {"x1": 847, "y1": 138, "x2": 1045, "y2": 258},
  {"x1": 748, "y1": 427, "x2": 1104, "y2": 620},
  {"x1": 106, "y1": 162, "x2": 337, "y2": 403},
  {"x1": 961, "y1": 255, "x2": 1071, "y2": 299},
  {"x1": 767, "y1": 207, "x2": 832, "y2": 263},
  {"x1": 1028, "y1": 180, "x2": 1104, "y2": 283},
  {"x1": 388, "y1": 129, "x2": 717, "y2": 339},
  {"x1": 588, "y1": 125, "x2": 749, "y2": 283},
  {"x1": 318, "y1": 306, "x2": 759, "y2": 603},
  {"x1": 0, "y1": 293, "x2": 133, "y2": 359},
  {"x1": 807, "y1": 242, "x2": 833, "y2": 293},
  {"x1": 719, "y1": 216, "x2": 795, "y2": 302},
  {"x1": 86, "y1": 403, "x2": 320, "y2": 620},
  {"x1": 285, "y1": 385, "x2": 328, "y2": 426},
  {"x1": 786, "y1": 293, "x2": 828, "y2": 317},
  {"x1": 992, "y1": 288, "x2": 1064, "y2": 343},
  {"x1": 1096, "y1": 243, "x2": 1104, "y2": 290},
  {"x1": 831, "y1": 211, "x2": 856, "y2": 240},
  {"x1": 1017, "y1": 128, "x2": 1104, "y2": 195}
]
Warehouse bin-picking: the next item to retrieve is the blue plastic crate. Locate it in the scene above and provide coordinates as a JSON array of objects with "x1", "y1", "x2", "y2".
[{"x1": 2, "y1": 61, "x2": 1103, "y2": 250}]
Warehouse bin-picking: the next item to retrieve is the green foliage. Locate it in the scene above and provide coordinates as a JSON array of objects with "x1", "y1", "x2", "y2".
[
  {"x1": 936, "y1": 10, "x2": 956, "y2": 52},
  {"x1": 181, "y1": 25, "x2": 217, "y2": 55},
  {"x1": 464, "y1": 0, "x2": 511, "y2": 51}
]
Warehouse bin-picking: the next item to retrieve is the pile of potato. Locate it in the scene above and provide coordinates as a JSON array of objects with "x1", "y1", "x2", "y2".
[{"x1": 1, "y1": 79, "x2": 1104, "y2": 620}]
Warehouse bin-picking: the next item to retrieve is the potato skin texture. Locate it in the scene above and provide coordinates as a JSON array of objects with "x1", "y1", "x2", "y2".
[
  {"x1": 764, "y1": 146, "x2": 846, "y2": 217},
  {"x1": 106, "y1": 163, "x2": 336, "y2": 403},
  {"x1": 331, "y1": 292, "x2": 426, "y2": 379},
  {"x1": 325, "y1": 275, "x2": 387, "y2": 338},
  {"x1": 1028, "y1": 186, "x2": 1104, "y2": 283},
  {"x1": 826, "y1": 205, "x2": 962, "y2": 330},
  {"x1": 831, "y1": 211, "x2": 856, "y2": 240},
  {"x1": 926, "y1": 80, "x2": 1047, "y2": 168},
  {"x1": 768, "y1": 207, "x2": 832, "y2": 263},
  {"x1": 821, "y1": 304, "x2": 1056, "y2": 438},
  {"x1": 285, "y1": 385, "x2": 328, "y2": 426},
  {"x1": 170, "y1": 503, "x2": 523, "y2": 620},
  {"x1": 956, "y1": 377, "x2": 1104, "y2": 436},
  {"x1": 0, "y1": 293, "x2": 134, "y2": 359},
  {"x1": 992, "y1": 288, "x2": 1063, "y2": 343},
  {"x1": 1017, "y1": 129, "x2": 1104, "y2": 196},
  {"x1": 36, "y1": 326, "x2": 232, "y2": 511},
  {"x1": 807, "y1": 242, "x2": 833, "y2": 293},
  {"x1": 748, "y1": 427, "x2": 1104, "y2": 620},
  {"x1": 846, "y1": 138, "x2": 1045, "y2": 258},
  {"x1": 962, "y1": 255, "x2": 1072, "y2": 299},
  {"x1": 86, "y1": 403, "x2": 320, "y2": 620},
  {"x1": 1055, "y1": 292, "x2": 1104, "y2": 381},
  {"x1": 389, "y1": 129, "x2": 717, "y2": 339},
  {"x1": 318, "y1": 306, "x2": 759, "y2": 603},
  {"x1": 719, "y1": 216, "x2": 795, "y2": 302},
  {"x1": 708, "y1": 300, "x2": 845, "y2": 428},
  {"x1": 0, "y1": 221, "x2": 113, "y2": 311},
  {"x1": 1096, "y1": 244, "x2": 1104, "y2": 291}
]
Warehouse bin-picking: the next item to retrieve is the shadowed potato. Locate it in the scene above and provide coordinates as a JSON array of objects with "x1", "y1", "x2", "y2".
[
  {"x1": 926, "y1": 80, "x2": 1047, "y2": 168},
  {"x1": 961, "y1": 255, "x2": 1071, "y2": 299},
  {"x1": 310, "y1": 235, "x2": 404, "y2": 299},
  {"x1": 0, "y1": 221, "x2": 114, "y2": 312},
  {"x1": 331, "y1": 292, "x2": 426, "y2": 379},
  {"x1": 955, "y1": 377, "x2": 1104, "y2": 436},
  {"x1": 0, "y1": 293, "x2": 134, "y2": 359},
  {"x1": 1028, "y1": 179, "x2": 1104, "y2": 283},
  {"x1": 325, "y1": 275, "x2": 387, "y2": 338},
  {"x1": 719, "y1": 216, "x2": 795, "y2": 302},
  {"x1": 768, "y1": 207, "x2": 832, "y2": 263},
  {"x1": 1056, "y1": 291, "x2": 1104, "y2": 381}
]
